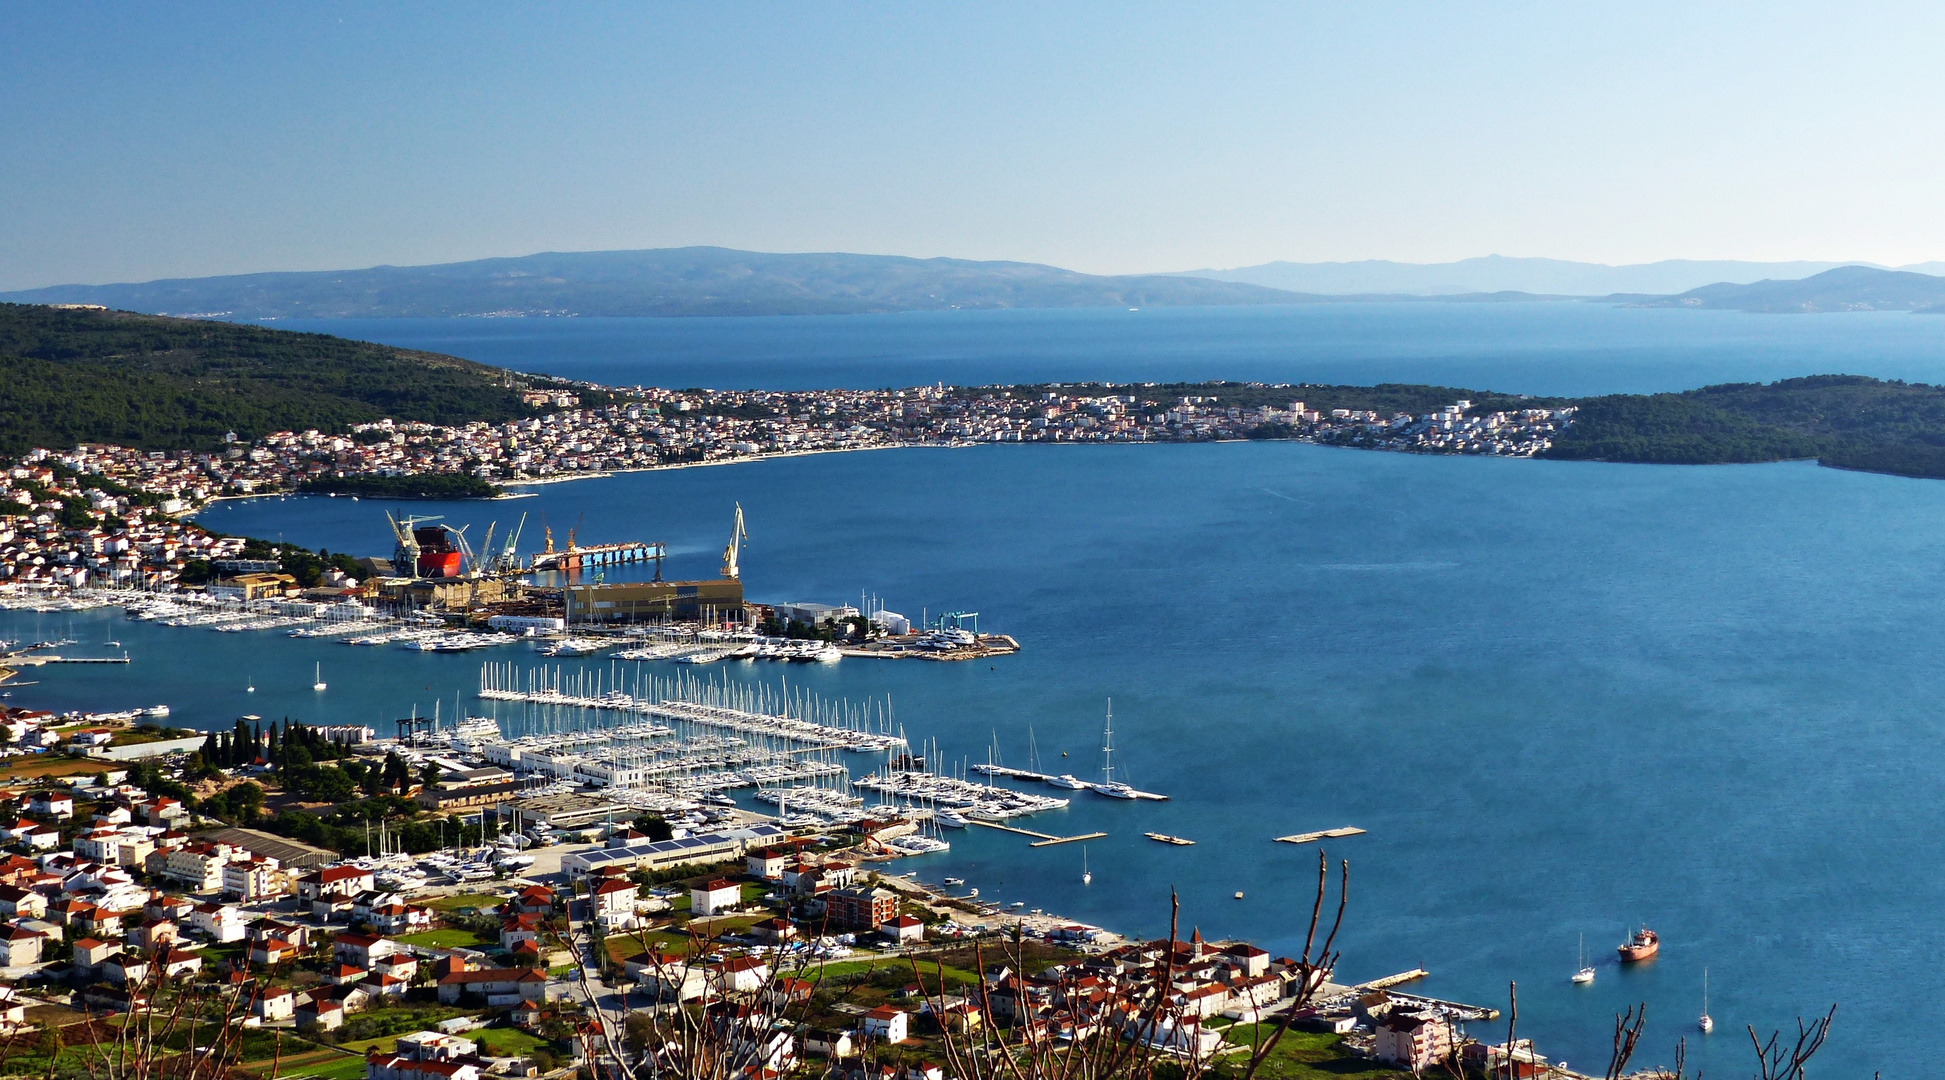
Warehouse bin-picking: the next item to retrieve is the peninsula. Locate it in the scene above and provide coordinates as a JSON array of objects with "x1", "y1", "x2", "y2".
[{"x1": 13, "y1": 306, "x2": 1945, "y2": 589}]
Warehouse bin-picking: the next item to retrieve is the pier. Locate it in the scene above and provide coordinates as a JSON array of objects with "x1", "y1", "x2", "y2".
[
  {"x1": 969, "y1": 819, "x2": 1108, "y2": 847},
  {"x1": 1357, "y1": 969, "x2": 1429, "y2": 991},
  {"x1": 1274, "y1": 826, "x2": 1366, "y2": 845},
  {"x1": 476, "y1": 662, "x2": 906, "y2": 753}
]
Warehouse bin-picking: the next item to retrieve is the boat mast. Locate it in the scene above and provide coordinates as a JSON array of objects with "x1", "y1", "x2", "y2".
[{"x1": 1101, "y1": 698, "x2": 1114, "y2": 785}]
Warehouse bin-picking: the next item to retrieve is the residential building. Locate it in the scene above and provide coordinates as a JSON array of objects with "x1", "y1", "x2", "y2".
[
  {"x1": 860, "y1": 1005, "x2": 908, "y2": 1044},
  {"x1": 1375, "y1": 1010, "x2": 1454, "y2": 1072},
  {"x1": 0, "y1": 926, "x2": 45, "y2": 967},
  {"x1": 827, "y1": 886, "x2": 898, "y2": 931},
  {"x1": 690, "y1": 879, "x2": 741, "y2": 917}
]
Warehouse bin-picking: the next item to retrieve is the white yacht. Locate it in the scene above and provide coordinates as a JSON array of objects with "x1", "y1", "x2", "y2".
[
  {"x1": 1573, "y1": 934, "x2": 1595, "y2": 984},
  {"x1": 1047, "y1": 774, "x2": 1090, "y2": 789},
  {"x1": 935, "y1": 808, "x2": 970, "y2": 828}
]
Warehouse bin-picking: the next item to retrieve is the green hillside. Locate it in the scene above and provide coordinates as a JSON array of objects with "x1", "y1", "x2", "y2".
[
  {"x1": 0, "y1": 304, "x2": 572, "y2": 452},
  {"x1": 1546, "y1": 375, "x2": 1945, "y2": 478}
]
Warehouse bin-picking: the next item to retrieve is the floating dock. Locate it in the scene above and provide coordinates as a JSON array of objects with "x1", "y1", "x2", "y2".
[
  {"x1": 969, "y1": 820, "x2": 1108, "y2": 847},
  {"x1": 1274, "y1": 827, "x2": 1366, "y2": 845},
  {"x1": 529, "y1": 541, "x2": 662, "y2": 573}
]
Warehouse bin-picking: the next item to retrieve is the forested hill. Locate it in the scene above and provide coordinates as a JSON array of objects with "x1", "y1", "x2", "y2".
[
  {"x1": 0, "y1": 247, "x2": 1317, "y2": 319},
  {"x1": 1545, "y1": 375, "x2": 1945, "y2": 478},
  {"x1": 0, "y1": 304, "x2": 572, "y2": 453}
]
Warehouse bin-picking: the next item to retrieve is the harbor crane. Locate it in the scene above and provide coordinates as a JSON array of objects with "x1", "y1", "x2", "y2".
[
  {"x1": 722, "y1": 503, "x2": 749, "y2": 579},
  {"x1": 385, "y1": 511, "x2": 443, "y2": 577}
]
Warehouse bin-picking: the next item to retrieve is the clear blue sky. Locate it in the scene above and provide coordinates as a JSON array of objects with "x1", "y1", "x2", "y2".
[{"x1": 4, "y1": 2, "x2": 1943, "y2": 289}]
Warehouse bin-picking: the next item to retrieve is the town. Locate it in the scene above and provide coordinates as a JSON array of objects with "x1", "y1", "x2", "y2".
[
  {"x1": 0, "y1": 711, "x2": 1561, "y2": 1080},
  {"x1": 0, "y1": 382, "x2": 1574, "y2": 592}
]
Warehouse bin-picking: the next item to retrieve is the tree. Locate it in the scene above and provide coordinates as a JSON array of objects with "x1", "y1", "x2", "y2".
[
  {"x1": 419, "y1": 761, "x2": 443, "y2": 789},
  {"x1": 382, "y1": 751, "x2": 411, "y2": 792},
  {"x1": 632, "y1": 813, "x2": 674, "y2": 842}
]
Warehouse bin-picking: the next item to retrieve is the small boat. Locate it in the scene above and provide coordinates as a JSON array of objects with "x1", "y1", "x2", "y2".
[
  {"x1": 942, "y1": 877, "x2": 964, "y2": 887},
  {"x1": 1009, "y1": 901, "x2": 1026, "y2": 909},
  {"x1": 1233, "y1": 891, "x2": 1245, "y2": 900},
  {"x1": 965, "y1": 888, "x2": 977, "y2": 898},
  {"x1": 1573, "y1": 933, "x2": 1595, "y2": 984},
  {"x1": 1618, "y1": 926, "x2": 1659, "y2": 962},
  {"x1": 1699, "y1": 968, "x2": 1714, "y2": 1033},
  {"x1": 312, "y1": 662, "x2": 327, "y2": 692},
  {"x1": 1144, "y1": 832, "x2": 1195, "y2": 846},
  {"x1": 245, "y1": 676, "x2": 255, "y2": 693},
  {"x1": 1081, "y1": 847, "x2": 1092, "y2": 886}
]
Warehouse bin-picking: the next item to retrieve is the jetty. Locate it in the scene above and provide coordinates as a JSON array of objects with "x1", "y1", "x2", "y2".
[
  {"x1": 969, "y1": 819, "x2": 1108, "y2": 848},
  {"x1": 1357, "y1": 969, "x2": 1429, "y2": 991},
  {"x1": 1274, "y1": 826, "x2": 1366, "y2": 845}
]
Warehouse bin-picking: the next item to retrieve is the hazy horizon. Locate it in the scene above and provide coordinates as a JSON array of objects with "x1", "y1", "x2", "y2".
[{"x1": 9, "y1": 4, "x2": 1945, "y2": 291}]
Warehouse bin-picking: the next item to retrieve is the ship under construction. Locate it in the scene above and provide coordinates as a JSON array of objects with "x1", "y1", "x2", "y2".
[{"x1": 373, "y1": 505, "x2": 751, "y2": 625}]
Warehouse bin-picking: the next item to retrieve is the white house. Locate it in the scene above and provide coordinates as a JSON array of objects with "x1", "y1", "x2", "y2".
[
  {"x1": 27, "y1": 792, "x2": 73, "y2": 819},
  {"x1": 252, "y1": 987, "x2": 295, "y2": 1022},
  {"x1": 0, "y1": 926, "x2": 45, "y2": 968},
  {"x1": 189, "y1": 902, "x2": 247, "y2": 943},
  {"x1": 0, "y1": 885, "x2": 48, "y2": 920},
  {"x1": 590, "y1": 878, "x2": 641, "y2": 930},
  {"x1": 879, "y1": 914, "x2": 924, "y2": 943},
  {"x1": 690, "y1": 879, "x2": 741, "y2": 917},
  {"x1": 330, "y1": 932, "x2": 399, "y2": 969},
  {"x1": 861, "y1": 1005, "x2": 908, "y2": 1044}
]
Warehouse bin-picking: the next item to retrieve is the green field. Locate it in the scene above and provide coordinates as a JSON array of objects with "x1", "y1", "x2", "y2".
[
  {"x1": 271, "y1": 1054, "x2": 369, "y2": 1080},
  {"x1": 397, "y1": 928, "x2": 496, "y2": 948},
  {"x1": 472, "y1": 1028, "x2": 549, "y2": 1057},
  {"x1": 1207, "y1": 1029, "x2": 1415, "y2": 1080},
  {"x1": 425, "y1": 892, "x2": 503, "y2": 913}
]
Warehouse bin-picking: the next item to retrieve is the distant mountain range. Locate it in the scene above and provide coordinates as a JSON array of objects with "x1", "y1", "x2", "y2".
[
  {"x1": 0, "y1": 247, "x2": 1315, "y2": 319},
  {"x1": 9, "y1": 247, "x2": 1945, "y2": 319},
  {"x1": 1180, "y1": 254, "x2": 1945, "y2": 296},
  {"x1": 1634, "y1": 266, "x2": 1945, "y2": 313}
]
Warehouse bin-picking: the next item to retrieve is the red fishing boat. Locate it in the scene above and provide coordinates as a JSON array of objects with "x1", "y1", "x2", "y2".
[{"x1": 1617, "y1": 927, "x2": 1660, "y2": 962}]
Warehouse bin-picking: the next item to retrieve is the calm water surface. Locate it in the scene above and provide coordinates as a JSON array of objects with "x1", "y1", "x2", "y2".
[
  {"x1": 13, "y1": 307, "x2": 1945, "y2": 1075},
  {"x1": 6, "y1": 444, "x2": 1940, "y2": 1075},
  {"x1": 272, "y1": 302, "x2": 1945, "y2": 396}
]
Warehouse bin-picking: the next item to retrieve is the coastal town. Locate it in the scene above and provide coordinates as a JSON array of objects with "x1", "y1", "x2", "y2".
[
  {"x1": 0, "y1": 381, "x2": 1573, "y2": 592},
  {"x1": 0, "y1": 707, "x2": 1566, "y2": 1080}
]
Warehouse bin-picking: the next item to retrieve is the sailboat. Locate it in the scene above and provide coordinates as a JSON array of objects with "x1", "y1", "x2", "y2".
[
  {"x1": 313, "y1": 662, "x2": 327, "y2": 692},
  {"x1": 1699, "y1": 968, "x2": 1714, "y2": 1033},
  {"x1": 1091, "y1": 699, "x2": 1138, "y2": 799},
  {"x1": 1572, "y1": 933, "x2": 1595, "y2": 984},
  {"x1": 245, "y1": 676, "x2": 255, "y2": 693},
  {"x1": 1081, "y1": 847, "x2": 1092, "y2": 886}
]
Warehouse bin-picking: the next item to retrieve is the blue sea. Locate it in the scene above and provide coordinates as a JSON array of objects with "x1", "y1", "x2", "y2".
[{"x1": 17, "y1": 303, "x2": 1945, "y2": 1076}]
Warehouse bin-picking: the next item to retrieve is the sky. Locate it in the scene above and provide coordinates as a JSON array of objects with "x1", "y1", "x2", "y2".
[{"x1": 4, "y1": 2, "x2": 1945, "y2": 289}]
